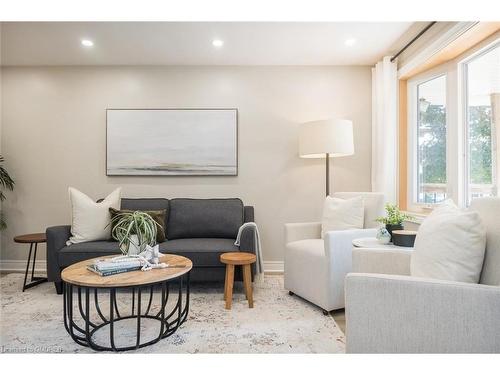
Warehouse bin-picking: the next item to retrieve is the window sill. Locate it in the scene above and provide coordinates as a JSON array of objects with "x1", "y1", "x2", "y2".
[{"x1": 402, "y1": 211, "x2": 429, "y2": 225}]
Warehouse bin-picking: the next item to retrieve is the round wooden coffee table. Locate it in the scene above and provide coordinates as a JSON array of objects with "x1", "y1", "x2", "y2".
[
  {"x1": 61, "y1": 254, "x2": 192, "y2": 352},
  {"x1": 220, "y1": 252, "x2": 256, "y2": 310}
]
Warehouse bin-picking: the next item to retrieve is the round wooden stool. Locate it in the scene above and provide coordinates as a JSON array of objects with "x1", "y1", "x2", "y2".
[
  {"x1": 220, "y1": 252, "x2": 256, "y2": 310},
  {"x1": 14, "y1": 232, "x2": 47, "y2": 292}
]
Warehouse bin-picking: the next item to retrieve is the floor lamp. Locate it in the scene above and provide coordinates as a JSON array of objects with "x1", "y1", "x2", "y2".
[{"x1": 299, "y1": 119, "x2": 354, "y2": 197}]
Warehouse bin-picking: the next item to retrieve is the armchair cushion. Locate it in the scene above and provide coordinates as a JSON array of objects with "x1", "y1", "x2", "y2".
[
  {"x1": 352, "y1": 247, "x2": 411, "y2": 275},
  {"x1": 321, "y1": 196, "x2": 364, "y2": 238}
]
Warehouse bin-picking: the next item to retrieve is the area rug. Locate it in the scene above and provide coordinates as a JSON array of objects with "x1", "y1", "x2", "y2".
[{"x1": 0, "y1": 273, "x2": 345, "y2": 353}]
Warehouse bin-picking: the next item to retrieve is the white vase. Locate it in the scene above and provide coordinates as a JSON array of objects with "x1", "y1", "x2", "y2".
[
  {"x1": 127, "y1": 234, "x2": 141, "y2": 256},
  {"x1": 376, "y1": 227, "x2": 391, "y2": 245}
]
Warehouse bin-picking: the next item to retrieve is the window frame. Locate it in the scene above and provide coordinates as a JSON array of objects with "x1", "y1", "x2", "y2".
[
  {"x1": 407, "y1": 69, "x2": 452, "y2": 212},
  {"x1": 404, "y1": 36, "x2": 500, "y2": 212},
  {"x1": 460, "y1": 40, "x2": 500, "y2": 206}
]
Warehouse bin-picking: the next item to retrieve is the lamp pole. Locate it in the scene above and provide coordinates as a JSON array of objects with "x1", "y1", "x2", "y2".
[{"x1": 325, "y1": 152, "x2": 330, "y2": 197}]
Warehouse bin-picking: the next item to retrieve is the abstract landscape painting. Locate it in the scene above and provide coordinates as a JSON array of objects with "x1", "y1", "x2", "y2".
[{"x1": 106, "y1": 109, "x2": 237, "y2": 176}]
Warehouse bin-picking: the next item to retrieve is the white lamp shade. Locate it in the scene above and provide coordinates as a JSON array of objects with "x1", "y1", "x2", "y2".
[{"x1": 299, "y1": 119, "x2": 354, "y2": 158}]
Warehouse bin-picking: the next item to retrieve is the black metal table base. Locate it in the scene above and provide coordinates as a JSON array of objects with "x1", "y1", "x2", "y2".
[
  {"x1": 23, "y1": 242, "x2": 48, "y2": 292},
  {"x1": 63, "y1": 273, "x2": 190, "y2": 351}
]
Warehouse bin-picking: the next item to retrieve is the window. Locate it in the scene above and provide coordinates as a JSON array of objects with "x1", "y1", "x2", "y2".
[
  {"x1": 416, "y1": 75, "x2": 447, "y2": 204},
  {"x1": 463, "y1": 43, "x2": 500, "y2": 205},
  {"x1": 406, "y1": 37, "x2": 500, "y2": 211}
]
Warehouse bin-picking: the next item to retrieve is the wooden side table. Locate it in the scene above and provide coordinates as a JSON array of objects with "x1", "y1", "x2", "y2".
[
  {"x1": 220, "y1": 252, "x2": 256, "y2": 310},
  {"x1": 14, "y1": 232, "x2": 48, "y2": 292}
]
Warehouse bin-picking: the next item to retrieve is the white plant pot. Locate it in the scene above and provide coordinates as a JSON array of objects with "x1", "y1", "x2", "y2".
[{"x1": 127, "y1": 234, "x2": 141, "y2": 256}]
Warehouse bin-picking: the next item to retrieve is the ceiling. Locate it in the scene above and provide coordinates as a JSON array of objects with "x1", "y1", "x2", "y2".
[{"x1": 0, "y1": 22, "x2": 415, "y2": 66}]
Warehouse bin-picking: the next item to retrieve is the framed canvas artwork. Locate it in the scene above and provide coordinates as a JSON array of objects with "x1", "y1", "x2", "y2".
[{"x1": 106, "y1": 109, "x2": 238, "y2": 176}]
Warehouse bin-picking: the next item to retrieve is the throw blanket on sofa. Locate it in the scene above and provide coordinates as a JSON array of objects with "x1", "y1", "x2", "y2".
[{"x1": 234, "y1": 222, "x2": 263, "y2": 276}]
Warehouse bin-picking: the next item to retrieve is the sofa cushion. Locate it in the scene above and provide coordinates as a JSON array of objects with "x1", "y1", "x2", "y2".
[
  {"x1": 121, "y1": 198, "x2": 169, "y2": 212},
  {"x1": 160, "y1": 238, "x2": 239, "y2": 266},
  {"x1": 58, "y1": 241, "x2": 121, "y2": 267},
  {"x1": 167, "y1": 198, "x2": 244, "y2": 239},
  {"x1": 58, "y1": 238, "x2": 238, "y2": 268},
  {"x1": 120, "y1": 198, "x2": 169, "y2": 237}
]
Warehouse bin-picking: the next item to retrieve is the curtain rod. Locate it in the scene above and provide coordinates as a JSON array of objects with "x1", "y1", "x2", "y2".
[{"x1": 390, "y1": 22, "x2": 437, "y2": 62}]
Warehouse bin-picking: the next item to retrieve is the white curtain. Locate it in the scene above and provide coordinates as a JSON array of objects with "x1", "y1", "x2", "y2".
[{"x1": 372, "y1": 56, "x2": 398, "y2": 204}]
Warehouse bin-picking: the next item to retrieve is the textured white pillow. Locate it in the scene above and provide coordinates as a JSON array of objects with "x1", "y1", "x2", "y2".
[
  {"x1": 321, "y1": 196, "x2": 364, "y2": 238},
  {"x1": 410, "y1": 199, "x2": 486, "y2": 283},
  {"x1": 67, "y1": 187, "x2": 122, "y2": 245}
]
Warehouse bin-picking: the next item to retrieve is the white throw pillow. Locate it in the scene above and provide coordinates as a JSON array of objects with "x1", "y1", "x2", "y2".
[
  {"x1": 410, "y1": 199, "x2": 486, "y2": 283},
  {"x1": 321, "y1": 196, "x2": 364, "y2": 238},
  {"x1": 67, "y1": 187, "x2": 122, "y2": 245}
]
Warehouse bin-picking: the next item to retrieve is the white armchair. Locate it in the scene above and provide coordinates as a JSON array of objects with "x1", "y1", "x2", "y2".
[
  {"x1": 345, "y1": 197, "x2": 500, "y2": 353},
  {"x1": 284, "y1": 192, "x2": 384, "y2": 313}
]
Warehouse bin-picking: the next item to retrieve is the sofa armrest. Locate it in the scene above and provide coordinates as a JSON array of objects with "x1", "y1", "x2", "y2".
[
  {"x1": 244, "y1": 206, "x2": 254, "y2": 223},
  {"x1": 46, "y1": 225, "x2": 71, "y2": 282},
  {"x1": 238, "y1": 225, "x2": 256, "y2": 254},
  {"x1": 345, "y1": 273, "x2": 500, "y2": 353},
  {"x1": 284, "y1": 222, "x2": 321, "y2": 243},
  {"x1": 352, "y1": 248, "x2": 412, "y2": 275}
]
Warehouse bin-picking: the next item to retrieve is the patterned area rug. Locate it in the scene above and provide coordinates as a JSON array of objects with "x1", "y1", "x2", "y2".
[{"x1": 0, "y1": 273, "x2": 345, "y2": 353}]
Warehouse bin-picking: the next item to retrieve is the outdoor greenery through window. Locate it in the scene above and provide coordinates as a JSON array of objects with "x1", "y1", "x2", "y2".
[
  {"x1": 416, "y1": 75, "x2": 447, "y2": 204},
  {"x1": 464, "y1": 43, "x2": 500, "y2": 205}
]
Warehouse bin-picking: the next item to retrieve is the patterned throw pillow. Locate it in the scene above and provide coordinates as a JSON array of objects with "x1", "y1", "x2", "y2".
[{"x1": 109, "y1": 208, "x2": 167, "y2": 243}]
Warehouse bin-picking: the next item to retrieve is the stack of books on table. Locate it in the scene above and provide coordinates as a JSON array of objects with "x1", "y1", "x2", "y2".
[{"x1": 87, "y1": 258, "x2": 142, "y2": 276}]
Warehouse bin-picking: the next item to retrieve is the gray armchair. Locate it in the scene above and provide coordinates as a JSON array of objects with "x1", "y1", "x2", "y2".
[{"x1": 345, "y1": 197, "x2": 500, "y2": 353}]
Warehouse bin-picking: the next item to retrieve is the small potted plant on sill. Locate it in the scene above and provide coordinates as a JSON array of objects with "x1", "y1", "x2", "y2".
[
  {"x1": 110, "y1": 211, "x2": 159, "y2": 256},
  {"x1": 376, "y1": 204, "x2": 414, "y2": 242}
]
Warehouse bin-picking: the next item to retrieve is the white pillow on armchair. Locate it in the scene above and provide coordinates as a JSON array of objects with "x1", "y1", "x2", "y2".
[
  {"x1": 410, "y1": 199, "x2": 486, "y2": 283},
  {"x1": 321, "y1": 195, "x2": 364, "y2": 238}
]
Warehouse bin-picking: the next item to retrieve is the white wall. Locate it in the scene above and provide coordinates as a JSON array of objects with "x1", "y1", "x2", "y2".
[{"x1": 0, "y1": 65, "x2": 372, "y2": 268}]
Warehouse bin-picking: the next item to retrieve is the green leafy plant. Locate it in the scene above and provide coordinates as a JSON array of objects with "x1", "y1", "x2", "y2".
[
  {"x1": 376, "y1": 204, "x2": 414, "y2": 226},
  {"x1": 0, "y1": 156, "x2": 15, "y2": 230},
  {"x1": 109, "y1": 211, "x2": 159, "y2": 255}
]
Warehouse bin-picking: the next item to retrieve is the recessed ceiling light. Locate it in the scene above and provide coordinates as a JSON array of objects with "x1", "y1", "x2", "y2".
[
  {"x1": 212, "y1": 39, "x2": 224, "y2": 48},
  {"x1": 344, "y1": 38, "x2": 357, "y2": 47},
  {"x1": 81, "y1": 39, "x2": 94, "y2": 47}
]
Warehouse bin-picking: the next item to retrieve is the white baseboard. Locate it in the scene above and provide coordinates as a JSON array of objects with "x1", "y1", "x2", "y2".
[
  {"x1": 0, "y1": 259, "x2": 284, "y2": 275},
  {"x1": 263, "y1": 261, "x2": 284, "y2": 274},
  {"x1": 0, "y1": 259, "x2": 47, "y2": 273}
]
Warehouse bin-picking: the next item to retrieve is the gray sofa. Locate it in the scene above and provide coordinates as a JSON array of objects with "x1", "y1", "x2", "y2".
[{"x1": 47, "y1": 198, "x2": 256, "y2": 294}]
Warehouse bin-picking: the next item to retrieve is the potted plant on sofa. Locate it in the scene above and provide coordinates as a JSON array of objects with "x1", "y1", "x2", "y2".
[
  {"x1": 110, "y1": 211, "x2": 159, "y2": 255},
  {"x1": 376, "y1": 204, "x2": 413, "y2": 241}
]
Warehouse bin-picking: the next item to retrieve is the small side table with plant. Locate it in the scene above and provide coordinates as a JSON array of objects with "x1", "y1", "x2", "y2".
[{"x1": 375, "y1": 204, "x2": 414, "y2": 243}]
